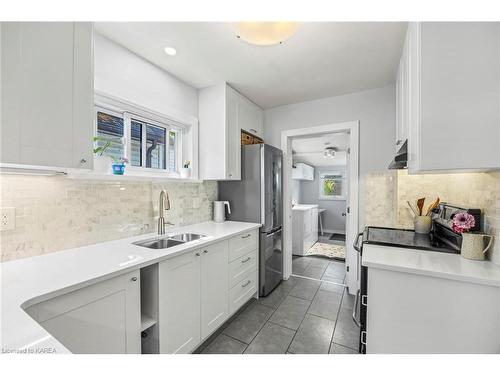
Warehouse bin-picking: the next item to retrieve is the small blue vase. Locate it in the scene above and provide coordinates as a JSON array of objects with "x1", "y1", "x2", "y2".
[{"x1": 112, "y1": 164, "x2": 125, "y2": 175}]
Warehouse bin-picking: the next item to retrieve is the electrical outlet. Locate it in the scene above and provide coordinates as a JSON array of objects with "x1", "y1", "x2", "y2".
[{"x1": 1, "y1": 207, "x2": 16, "y2": 231}]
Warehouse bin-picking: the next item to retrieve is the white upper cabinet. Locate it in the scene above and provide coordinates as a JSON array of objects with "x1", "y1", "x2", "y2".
[
  {"x1": 198, "y1": 82, "x2": 264, "y2": 180},
  {"x1": 198, "y1": 83, "x2": 240, "y2": 180},
  {"x1": 395, "y1": 28, "x2": 410, "y2": 150},
  {"x1": 406, "y1": 22, "x2": 500, "y2": 173},
  {"x1": 1, "y1": 22, "x2": 94, "y2": 170},
  {"x1": 239, "y1": 95, "x2": 264, "y2": 138},
  {"x1": 292, "y1": 162, "x2": 314, "y2": 180}
]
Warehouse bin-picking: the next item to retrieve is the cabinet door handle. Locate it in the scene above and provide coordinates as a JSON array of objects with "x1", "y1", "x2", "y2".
[
  {"x1": 131, "y1": 276, "x2": 138, "y2": 282},
  {"x1": 241, "y1": 234, "x2": 251, "y2": 239},
  {"x1": 241, "y1": 257, "x2": 251, "y2": 263},
  {"x1": 195, "y1": 252, "x2": 201, "y2": 256},
  {"x1": 361, "y1": 331, "x2": 367, "y2": 345},
  {"x1": 361, "y1": 294, "x2": 368, "y2": 307},
  {"x1": 241, "y1": 280, "x2": 251, "y2": 288},
  {"x1": 203, "y1": 250, "x2": 208, "y2": 254}
]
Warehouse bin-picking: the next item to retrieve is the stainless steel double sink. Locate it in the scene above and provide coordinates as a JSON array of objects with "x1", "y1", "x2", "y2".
[{"x1": 133, "y1": 233, "x2": 206, "y2": 249}]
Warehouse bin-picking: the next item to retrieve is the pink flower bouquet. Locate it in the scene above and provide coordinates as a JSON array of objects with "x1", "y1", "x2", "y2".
[{"x1": 452, "y1": 212, "x2": 475, "y2": 233}]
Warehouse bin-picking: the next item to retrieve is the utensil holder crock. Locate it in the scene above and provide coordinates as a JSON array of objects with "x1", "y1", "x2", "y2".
[{"x1": 414, "y1": 216, "x2": 431, "y2": 234}]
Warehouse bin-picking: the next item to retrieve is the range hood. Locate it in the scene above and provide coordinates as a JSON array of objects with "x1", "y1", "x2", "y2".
[{"x1": 388, "y1": 140, "x2": 408, "y2": 170}]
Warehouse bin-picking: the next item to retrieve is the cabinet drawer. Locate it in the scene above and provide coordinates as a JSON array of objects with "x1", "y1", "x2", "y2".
[
  {"x1": 229, "y1": 268, "x2": 257, "y2": 315},
  {"x1": 229, "y1": 230, "x2": 258, "y2": 262},
  {"x1": 200, "y1": 239, "x2": 229, "y2": 258},
  {"x1": 229, "y1": 250, "x2": 257, "y2": 288}
]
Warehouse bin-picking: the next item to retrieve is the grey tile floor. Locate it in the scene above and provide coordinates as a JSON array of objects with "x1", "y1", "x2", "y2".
[{"x1": 199, "y1": 256, "x2": 359, "y2": 354}]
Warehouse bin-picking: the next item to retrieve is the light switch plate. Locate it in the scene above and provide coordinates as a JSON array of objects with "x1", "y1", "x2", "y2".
[{"x1": 1, "y1": 207, "x2": 16, "y2": 231}]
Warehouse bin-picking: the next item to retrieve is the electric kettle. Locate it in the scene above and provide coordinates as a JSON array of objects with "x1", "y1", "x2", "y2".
[{"x1": 213, "y1": 201, "x2": 231, "y2": 223}]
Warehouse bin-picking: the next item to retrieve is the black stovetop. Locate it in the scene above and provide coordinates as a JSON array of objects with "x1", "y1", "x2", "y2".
[{"x1": 362, "y1": 226, "x2": 460, "y2": 254}]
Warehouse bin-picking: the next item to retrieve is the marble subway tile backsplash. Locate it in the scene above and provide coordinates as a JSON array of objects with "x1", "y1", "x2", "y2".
[
  {"x1": 365, "y1": 170, "x2": 500, "y2": 265},
  {"x1": 0, "y1": 175, "x2": 217, "y2": 262}
]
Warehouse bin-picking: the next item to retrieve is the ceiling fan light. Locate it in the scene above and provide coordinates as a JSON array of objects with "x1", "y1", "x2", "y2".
[{"x1": 232, "y1": 22, "x2": 298, "y2": 46}]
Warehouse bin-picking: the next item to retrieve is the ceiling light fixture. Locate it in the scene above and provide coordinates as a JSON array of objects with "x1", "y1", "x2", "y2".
[
  {"x1": 163, "y1": 46, "x2": 177, "y2": 56},
  {"x1": 323, "y1": 147, "x2": 336, "y2": 158},
  {"x1": 232, "y1": 22, "x2": 298, "y2": 46}
]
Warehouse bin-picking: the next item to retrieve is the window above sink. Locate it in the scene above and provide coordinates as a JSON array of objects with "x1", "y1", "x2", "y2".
[{"x1": 87, "y1": 92, "x2": 200, "y2": 181}]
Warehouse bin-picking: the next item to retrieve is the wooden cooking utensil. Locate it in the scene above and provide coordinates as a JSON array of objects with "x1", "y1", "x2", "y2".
[
  {"x1": 407, "y1": 201, "x2": 418, "y2": 216},
  {"x1": 425, "y1": 197, "x2": 440, "y2": 216},
  {"x1": 416, "y1": 198, "x2": 425, "y2": 216}
]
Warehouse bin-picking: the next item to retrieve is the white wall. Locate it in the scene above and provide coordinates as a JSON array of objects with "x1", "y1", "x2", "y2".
[
  {"x1": 265, "y1": 85, "x2": 396, "y2": 228},
  {"x1": 299, "y1": 168, "x2": 347, "y2": 233},
  {"x1": 94, "y1": 33, "x2": 198, "y2": 119},
  {"x1": 291, "y1": 179, "x2": 301, "y2": 205}
]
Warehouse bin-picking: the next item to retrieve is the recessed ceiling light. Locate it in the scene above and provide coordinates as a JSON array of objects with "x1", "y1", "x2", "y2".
[{"x1": 164, "y1": 46, "x2": 177, "y2": 56}]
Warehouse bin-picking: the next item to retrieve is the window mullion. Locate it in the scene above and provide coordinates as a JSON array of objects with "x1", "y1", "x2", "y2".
[
  {"x1": 123, "y1": 113, "x2": 131, "y2": 162},
  {"x1": 141, "y1": 122, "x2": 147, "y2": 168}
]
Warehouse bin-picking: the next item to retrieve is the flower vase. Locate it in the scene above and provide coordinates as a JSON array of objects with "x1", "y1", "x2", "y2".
[{"x1": 180, "y1": 168, "x2": 191, "y2": 179}]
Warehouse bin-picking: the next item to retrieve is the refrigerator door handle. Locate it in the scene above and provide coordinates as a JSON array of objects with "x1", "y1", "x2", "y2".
[{"x1": 352, "y1": 289, "x2": 361, "y2": 327}]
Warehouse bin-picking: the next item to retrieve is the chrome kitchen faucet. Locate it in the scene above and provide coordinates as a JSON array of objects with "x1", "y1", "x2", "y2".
[{"x1": 158, "y1": 190, "x2": 174, "y2": 235}]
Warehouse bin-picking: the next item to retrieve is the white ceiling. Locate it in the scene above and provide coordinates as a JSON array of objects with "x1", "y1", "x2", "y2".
[
  {"x1": 292, "y1": 132, "x2": 349, "y2": 167},
  {"x1": 95, "y1": 22, "x2": 407, "y2": 109}
]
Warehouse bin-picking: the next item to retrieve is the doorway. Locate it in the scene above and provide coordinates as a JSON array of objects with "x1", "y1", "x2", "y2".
[{"x1": 281, "y1": 122, "x2": 359, "y2": 294}]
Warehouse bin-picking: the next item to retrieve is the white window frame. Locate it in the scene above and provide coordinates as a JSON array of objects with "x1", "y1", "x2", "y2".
[
  {"x1": 94, "y1": 93, "x2": 195, "y2": 178},
  {"x1": 124, "y1": 112, "x2": 183, "y2": 174},
  {"x1": 318, "y1": 170, "x2": 347, "y2": 201}
]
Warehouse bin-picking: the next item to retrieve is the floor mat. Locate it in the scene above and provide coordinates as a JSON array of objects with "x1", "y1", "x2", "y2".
[
  {"x1": 305, "y1": 242, "x2": 346, "y2": 260},
  {"x1": 329, "y1": 233, "x2": 346, "y2": 242}
]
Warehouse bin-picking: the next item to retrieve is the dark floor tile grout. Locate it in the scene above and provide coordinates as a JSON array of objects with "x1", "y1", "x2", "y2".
[
  {"x1": 328, "y1": 287, "x2": 348, "y2": 353},
  {"x1": 242, "y1": 284, "x2": 296, "y2": 354},
  {"x1": 209, "y1": 257, "x2": 356, "y2": 354},
  {"x1": 219, "y1": 332, "x2": 251, "y2": 347},
  {"x1": 285, "y1": 278, "x2": 323, "y2": 354}
]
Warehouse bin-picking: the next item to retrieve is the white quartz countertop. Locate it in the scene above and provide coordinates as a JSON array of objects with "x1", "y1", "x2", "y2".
[
  {"x1": 0, "y1": 220, "x2": 261, "y2": 354},
  {"x1": 292, "y1": 204, "x2": 318, "y2": 211},
  {"x1": 362, "y1": 244, "x2": 500, "y2": 287}
]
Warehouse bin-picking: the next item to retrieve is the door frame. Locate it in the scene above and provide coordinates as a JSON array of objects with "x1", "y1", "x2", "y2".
[{"x1": 280, "y1": 121, "x2": 359, "y2": 294}]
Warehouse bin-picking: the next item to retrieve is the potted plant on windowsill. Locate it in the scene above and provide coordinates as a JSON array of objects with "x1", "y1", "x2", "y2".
[
  {"x1": 93, "y1": 136, "x2": 113, "y2": 174},
  {"x1": 111, "y1": 157, "x2": 129, "y2": 175},
  {"x1": 180, "y1": 160, "x2": 191, "y2": 179}
]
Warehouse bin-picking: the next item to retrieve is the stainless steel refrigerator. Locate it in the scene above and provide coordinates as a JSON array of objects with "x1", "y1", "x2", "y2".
[{"x1": 218, "y1": 144, "x2": 283, "y2": 297}]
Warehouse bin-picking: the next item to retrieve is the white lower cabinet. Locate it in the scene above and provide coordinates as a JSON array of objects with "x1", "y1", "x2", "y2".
[
  {"x1": 158, "y1": 250, "x2": 201, "y2": 354},
  {"x1": 25, "y1": 270, "x2": 141, "y2": 354},
  {"x1": 200, "y1": 241, "x2": 229, "y2": 340},
  {"x1": 366, "y1": 266, "x2": 500, "y2": 353},
  {"x1": 158, "y1": 229, "x2": 259, "y2": 353}
]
